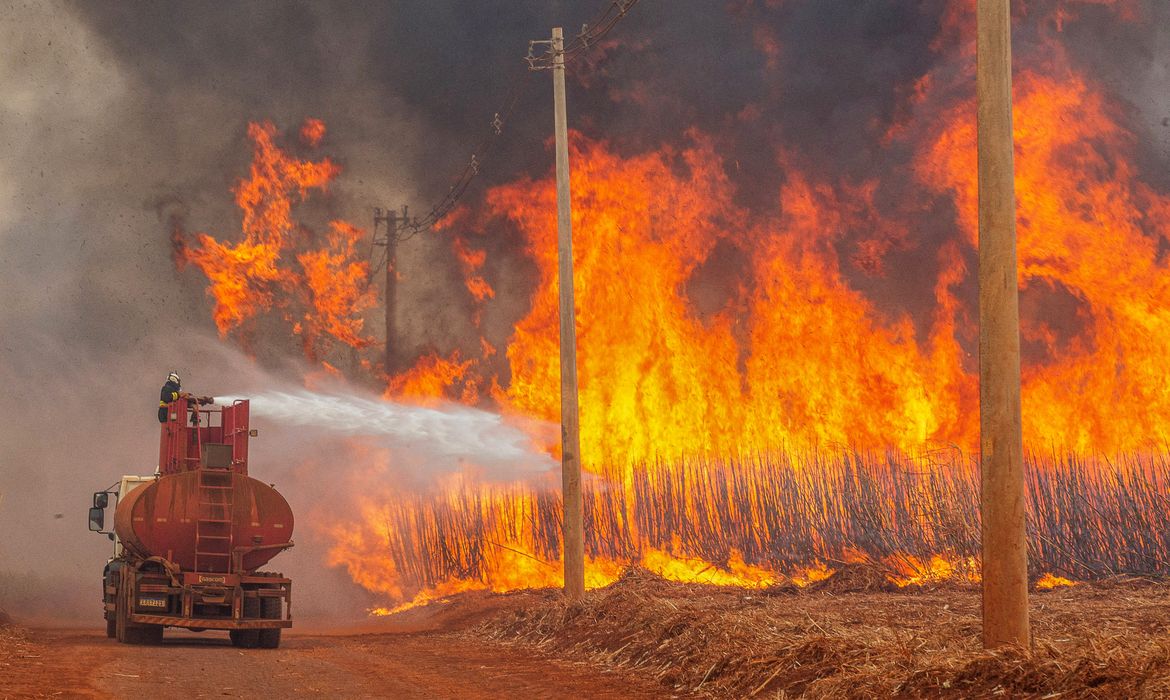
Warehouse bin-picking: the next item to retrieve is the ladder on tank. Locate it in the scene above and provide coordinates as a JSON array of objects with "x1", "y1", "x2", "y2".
[{"x1": 194, "y1": 468, "x2": 235, "y2": 573}]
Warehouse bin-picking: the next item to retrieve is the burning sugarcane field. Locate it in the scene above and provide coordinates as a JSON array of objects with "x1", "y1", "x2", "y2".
[{"x1": 2, "y1": 1, "x2": 1170, "y2": 698}]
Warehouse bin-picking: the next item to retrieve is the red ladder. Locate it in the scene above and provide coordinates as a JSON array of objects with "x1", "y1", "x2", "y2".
[{"x1": 194, "y1": 468, "x2": 234, "y2": 573}]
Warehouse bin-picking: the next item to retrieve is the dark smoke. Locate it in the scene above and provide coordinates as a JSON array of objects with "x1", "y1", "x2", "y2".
[
  {"x1": 55, "y1": 0, "x2": 1170, "y2": 360},
  {"x1": 2, "y1": 0, "x2": 1167, "y2": 619}
]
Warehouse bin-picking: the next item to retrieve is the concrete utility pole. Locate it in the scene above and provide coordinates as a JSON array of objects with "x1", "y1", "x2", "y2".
[
  {"x1": 977, "y1": 0, "x2": 1030, "y2": 649},
  {"x1": 539, "y1": 26, "x2": 585, "y2": 600},
  {"x1": 374, "y1": 206, "x2": 403, "y2": 376}
]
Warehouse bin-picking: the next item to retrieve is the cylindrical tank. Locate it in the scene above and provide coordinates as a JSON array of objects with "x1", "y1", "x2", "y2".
[{"x1": 114, "y1": 470, "x2": 294, "y2": 573}]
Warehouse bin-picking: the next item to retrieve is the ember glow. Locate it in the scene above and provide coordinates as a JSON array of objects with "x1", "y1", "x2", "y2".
[{"x1": 176, "y1": 4, "x2": 1170, "y2": 610}]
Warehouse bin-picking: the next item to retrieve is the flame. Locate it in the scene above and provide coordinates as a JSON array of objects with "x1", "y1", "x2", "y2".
[
  {"x1": 887, "y1": 555, "x2": 980, "y2": 588},
  {"x1": 364, "y1": 547, "x2": 785, "y2": 616},
  {"x1": 477, "y1": 8, "x2": 1170, "y2": 461},
  {"x1": 295, "y1": 221, "x2": 376, "y2": 354},
  {"x1": 300, "y1": 117, "x2": 326, "y2": 147},
  {"x1": 492, "y1": 135, "x2": 753, "y2": 460},
  {"x1": 385, "y1": 350, "x2": 482, "y2": 404},
  {"x1": 639, "y1": 548, "x2": 778, "y2": 588},
  {"x1": 1035, "y1": 573, "x2": 1078, "y2": 590},
  {"x1": 791, "y1": 562, "x2": 835, "y2": 588},
  {"x1": 452, "y1": 236, "x2": 495, "y2": 302},
  {"x1": 479, "y1": 134, "x2": 979, "y2": 461},
  {"x1": 180, "y1": 120, "x2": 372, "y2": 360},
  {"x1": 918, "y1": 66, "x2": 1170, "y2": 453}
]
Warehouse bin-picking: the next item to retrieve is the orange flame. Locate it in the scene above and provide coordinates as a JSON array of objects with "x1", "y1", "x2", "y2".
[
  {"x1": 1035, "y1": 572, "x2": 1078, "y2": 590},
  {"x1": 300, "y1": 117, "x2": 326, "y2": 147},
  {"x1": 486, "y1": 134, "x2": 975, "y2": 461},
  {"x1": 386, "y1": 350, "x2": 482, "y2": 405},
  {"x1": 452, "y1": 236, "x2": 495, "y2": 302},
  {"x1": 180, "y1": 120, "x2": 372, "y2": 360},
  {"x1": 919, "y1": 65, "x2": 1170, "y2": 453},
  {"x1": 295, "y1": 221, "x2": 376, "y2": 354},
  {"x1": 887, "y1": 555, "x2": 980, "y2": 588}
]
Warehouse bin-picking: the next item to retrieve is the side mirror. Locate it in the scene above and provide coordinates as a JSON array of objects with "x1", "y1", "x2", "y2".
[
  {"x1": 88, "y1": 507, "x2": 105, "y2": 532},
  {"x1": 93, "y1": 492, "x2": 109, "y2": 509}
]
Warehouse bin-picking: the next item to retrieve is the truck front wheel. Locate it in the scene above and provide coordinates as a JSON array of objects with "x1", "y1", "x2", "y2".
[
  {"x1": 114, "y1": 575, "x2": 128, "y2": 643},
  {"x1": 124, "y1": 624, "x2": 163, "y2": 645},
  {"x1": 103, "y1": 567, "x2": 117, "y2": 638},
  {"x1": 115, "y1": 570, "x2": 163, "y2": 645}
]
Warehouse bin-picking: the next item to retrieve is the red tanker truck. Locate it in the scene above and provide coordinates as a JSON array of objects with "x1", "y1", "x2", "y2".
[{"x1": 88, "y1": 397, "x2": 294, "y2": 647}]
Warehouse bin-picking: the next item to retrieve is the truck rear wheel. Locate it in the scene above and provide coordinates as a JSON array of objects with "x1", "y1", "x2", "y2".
[
  {"x1": 230, "y1": 596, "x2": 261, "y2": 648},
  {"x1": 106, "y1": 615, "x2": 116, "y2": 639},
  {"x1": 257, "y1": 597, "x2": 282, "y2": 649}
]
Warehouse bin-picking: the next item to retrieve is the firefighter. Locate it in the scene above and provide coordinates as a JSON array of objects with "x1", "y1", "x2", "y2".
[{"x1": 158, "y1": 371, "x2": 190, "y2": 423}]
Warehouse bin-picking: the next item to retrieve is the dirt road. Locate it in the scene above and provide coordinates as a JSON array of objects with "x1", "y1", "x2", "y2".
[{"x1": 1, "y1": 626, "x2": 663, "y2": 699}]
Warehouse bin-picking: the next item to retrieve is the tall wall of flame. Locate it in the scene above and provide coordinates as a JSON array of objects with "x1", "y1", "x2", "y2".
[{"x1": 58, "y1": 0, "x2": 1170, "y2": 605}]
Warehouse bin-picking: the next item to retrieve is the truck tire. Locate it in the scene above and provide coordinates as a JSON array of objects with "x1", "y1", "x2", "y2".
[
  {"x1": 114, "y1": 574, "x2": 128, "y2": 643},
  {"x1": 230, "y1": 596, "x2": 261, "y2": 648},
  {"x1": 104, "y1": 567, "x2": 117, "y2": 638},
  {"x1": 124, "y1": 624, "x2": 164, "y2": 645},
  {"x1": 115, "y1": 569, "x2": 163, "y2": 645},
  {"x1": 257, "y1": 596, "x2": 282, "y2": 649},
  {"x1": 229, "y1": 628, "x2": 259, "y2": 648}
]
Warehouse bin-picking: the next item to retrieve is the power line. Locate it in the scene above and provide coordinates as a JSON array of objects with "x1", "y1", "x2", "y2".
[
  {"x1": 368, "y1": 70, "x2": 532, "y2": 280},
  {"x1": 527, "y1": 0, "x2": 641, "y2": 70},
  {"x1": 370, "y1": 0, "x2": 642, "y2": 273},
  {"x1": 400, "y1": 71, "x2": 534, "y2": 238}
]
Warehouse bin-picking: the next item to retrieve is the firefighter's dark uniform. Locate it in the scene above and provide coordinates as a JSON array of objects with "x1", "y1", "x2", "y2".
[{"x1": 159, "y1": 380, "x2": 182, "y2": 423}]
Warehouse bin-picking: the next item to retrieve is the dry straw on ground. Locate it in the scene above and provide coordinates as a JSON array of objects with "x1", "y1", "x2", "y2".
[
  {"x1": 472, "y1": 568, "x2": 1170, "y2": 698},
  {"x1": 0, "y1": 610, "x2": 36, "y2": 684}
]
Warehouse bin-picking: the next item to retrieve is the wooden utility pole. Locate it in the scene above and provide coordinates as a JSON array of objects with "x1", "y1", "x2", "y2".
[
  {"x1": 977, "y1": 0, "x2": 1030, "y2": 649},
  {"x1": 550, "y1": 26, "x2": 585, "y2": 600},
  {"x1": 374, "y1": 207, "x2": 402, "y2": 375}
]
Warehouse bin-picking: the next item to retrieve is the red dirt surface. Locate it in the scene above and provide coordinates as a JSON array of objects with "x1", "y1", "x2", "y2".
[{"x1": 0, "y1": 600, "x2": 661, "y2": 699}]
